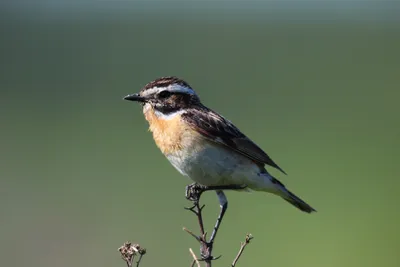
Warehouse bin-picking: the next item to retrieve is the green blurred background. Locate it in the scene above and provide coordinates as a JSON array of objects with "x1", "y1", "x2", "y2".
[{"x1": 1, "y1": 1, "x2": 399, "y2": 266}]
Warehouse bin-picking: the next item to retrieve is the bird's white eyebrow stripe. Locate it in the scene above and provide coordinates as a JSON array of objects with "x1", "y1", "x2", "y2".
[{"x1": 142, "y1": 84, "x2": 195, "y2": 96}]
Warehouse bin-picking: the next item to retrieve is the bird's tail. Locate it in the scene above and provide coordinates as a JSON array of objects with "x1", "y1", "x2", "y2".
[
  {"x1": 281, "y1": 189, "x2": 316, "y2": 213},
  {"x1": 268, "y1": 176, "x2": 316, "y2": 213}
]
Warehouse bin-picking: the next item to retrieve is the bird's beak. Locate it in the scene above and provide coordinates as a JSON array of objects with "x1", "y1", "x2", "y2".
[{"x1": 123, "y1": 93, "x2": 146, "y2": 102}]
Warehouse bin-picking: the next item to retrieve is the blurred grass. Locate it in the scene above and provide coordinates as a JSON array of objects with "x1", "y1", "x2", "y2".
[{"x1": 1, "y1": 5, "x2": 400, "y2": 267}]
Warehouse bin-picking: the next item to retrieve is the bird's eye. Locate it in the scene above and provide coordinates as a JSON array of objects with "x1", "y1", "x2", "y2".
[{"x1": 159, "y1": 91, "x2": 171, "y2": 98}]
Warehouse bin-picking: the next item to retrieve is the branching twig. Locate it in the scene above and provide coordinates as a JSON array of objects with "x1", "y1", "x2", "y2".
[
  {"x1": 183, "y1": 184, "x2": 217, "y2": 266},
  {"x1": 183, "y1": 183, "x2": 251, "y2": 267},
  {"x1": 118, "y1": 242, "x2": 147, "y2": 267},
  {"x1": 231, "y1": 234, "x2": 253, "y2": 267}
]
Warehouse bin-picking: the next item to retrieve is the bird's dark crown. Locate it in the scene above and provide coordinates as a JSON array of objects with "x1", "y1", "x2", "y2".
[{"x1": 141, "y1": 76, "x2": 192, "y2": 93}]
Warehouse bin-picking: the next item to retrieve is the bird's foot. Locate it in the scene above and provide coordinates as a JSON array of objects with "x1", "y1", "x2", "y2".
[
  {"x1": 185, "y1": 183, "x2": 248, "y2": 201},
  {"x1": 185, "y1": 183, "x2": 208, "y2": 202}
]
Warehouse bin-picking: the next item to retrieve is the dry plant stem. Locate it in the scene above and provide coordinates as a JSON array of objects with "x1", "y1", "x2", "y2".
[
  {"x1": 183, "y1": 227, "x2": 201, "y2": 242},
  {"x1": 184, "y1": 183, "x2": 247, "y2": 267},
  {"x1": 185, "y1": 194, "x2": 212, "y2": 266},
  {"x1": 189, "y1": 248, "x2": 201, "y2": 267},
  {"x1": 135, "y1": 254, "x2": 144, "y2": 267},
  {"x1": 231, "y1": 234, "x2": 254, "y2": 267}
]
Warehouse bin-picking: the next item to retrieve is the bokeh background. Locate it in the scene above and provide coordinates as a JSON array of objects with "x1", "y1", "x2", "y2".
[{"x1": 1, "y1": 1, "x2": 399, "y2": 266}]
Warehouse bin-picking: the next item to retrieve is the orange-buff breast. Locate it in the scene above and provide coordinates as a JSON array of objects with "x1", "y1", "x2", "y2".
[{"x1": 144, "y1": 109, "x2": 197, "y2": 155}]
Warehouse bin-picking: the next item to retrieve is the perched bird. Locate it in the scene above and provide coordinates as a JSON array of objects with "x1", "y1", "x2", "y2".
[{"x1": 124, "y1": 76, "x2": 316, "y2": 217}]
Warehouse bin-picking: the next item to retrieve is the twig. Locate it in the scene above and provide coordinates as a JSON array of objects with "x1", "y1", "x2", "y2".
[
  {"x1": 231, "y1": 234, "x2": 253, "y2": 267},
  {"x1": 136, "y1": 254, "x2": 144, "y2": 267},
  {"x1": 189, "y1": 248, "x2": 201, "y2": 267},
  {"x1": 183, "y1": 227, "x2": 202, "y2": 243},
  {"x1": 183, "y1": 183, "x2": 247, "y2": 267},
  {"x1": 184, "y1": 184, "x2": 214, "y2": 266}
]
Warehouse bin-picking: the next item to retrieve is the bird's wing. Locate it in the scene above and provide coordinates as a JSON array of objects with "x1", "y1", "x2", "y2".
[{"x1": 182, "y1": 107, "x2": 286, "y2": 174}]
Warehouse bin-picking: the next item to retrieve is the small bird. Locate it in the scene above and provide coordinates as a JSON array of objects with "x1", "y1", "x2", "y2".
[{"x1": 124, "y1": 76, "x2": 315, "y2": 216}]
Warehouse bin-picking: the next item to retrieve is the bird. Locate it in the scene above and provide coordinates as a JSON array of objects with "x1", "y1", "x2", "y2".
[{"x1": 124, "y1": 76, "x2": 316, "y2": 221}]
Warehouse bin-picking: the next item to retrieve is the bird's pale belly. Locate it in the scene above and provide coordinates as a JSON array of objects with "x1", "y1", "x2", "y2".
[{"x1": 166, "y1": 140, "x2": 259, "y2": 186}]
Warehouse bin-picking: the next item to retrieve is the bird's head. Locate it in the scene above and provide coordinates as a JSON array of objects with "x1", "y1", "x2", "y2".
[{"x1": 124, "y1": 76, "x2": 200, "y2": 117}]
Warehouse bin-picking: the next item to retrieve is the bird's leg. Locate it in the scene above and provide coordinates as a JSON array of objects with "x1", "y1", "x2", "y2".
[{"x1": 208, "y1": 190, "x2": 227, "y2": 244}]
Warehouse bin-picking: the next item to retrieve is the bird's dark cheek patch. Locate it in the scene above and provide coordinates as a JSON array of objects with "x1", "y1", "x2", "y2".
[{"x1": 153, "y1": 103, "x2": 181, "y2": 115}]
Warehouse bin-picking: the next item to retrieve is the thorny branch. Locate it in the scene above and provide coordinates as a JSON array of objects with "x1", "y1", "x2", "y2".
[{"x1": 118, "y1": 242, "x2": 147, "y2": 267}]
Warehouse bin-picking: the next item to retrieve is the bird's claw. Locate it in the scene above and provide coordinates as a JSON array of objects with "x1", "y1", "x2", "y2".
[{"x1": 185, "y1": 183, "x2": 206, "y2": 202}]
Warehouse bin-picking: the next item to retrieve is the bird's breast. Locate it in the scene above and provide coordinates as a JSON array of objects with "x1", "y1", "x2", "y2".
[{"x1": 144, "y1": 108, "x2": 199, "y2": 155}]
